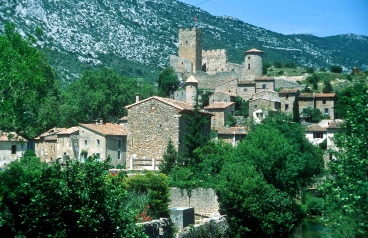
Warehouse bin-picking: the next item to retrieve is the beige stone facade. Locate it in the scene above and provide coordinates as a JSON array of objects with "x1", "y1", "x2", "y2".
[
  {"x1": 237, "y1": 81, "x2": 256, "y2": 101},
  {"x1": 249, "y1": 98, "x2": 280, "y2": 113},
  {"x1": 35, "y1": 128, "x2": 65, "y2": 162},
  {"x1": 214, "y1": 78, "x2": 238, "y2": 95},
  {"x1": 202, "y1": 49, "x2": 228, "y2": 74},
  {"x1": 56, "y1": 127, "x2": 79, "y2": 160},
  {"x1": 216, "y1": 126, "x2": 247, "y2": 146},
  {"x1": 298, "y1": 93, "x2": 315, "y2": 113},
  {"x1": 204, "y1": 102, "x2": 235, "y2": 128},
  {"x1": 178, "y1": 28, "x2": 202, "y2": 72},
  {"x1": 0, "y1": 132, "x2": 27, "y2": 168},
  {"x1": 255, "y1": 77, "x2": 275, "y2": 92},
  {"x1": 209, "y1": 92, "x2": 236, "y2": 104},
  {"x1": 242, "y1": 49, "x2": 264, "y2": 80},
  {"x1": 278, "y1": 88, "x2": 299, "y2": 114},
  {"x1": 79, "y1": 123, "x2": 127, "y2": 168},
  {"x1": 125, "y1": 96, "x2": 211, "y2": 169},
  {"x1": 315, "y1": 94, "x2": 336, "y2": 120}
]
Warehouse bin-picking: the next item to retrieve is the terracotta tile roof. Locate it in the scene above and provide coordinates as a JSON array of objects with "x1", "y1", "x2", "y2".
[
  {"x1": 279, "y1": 88, "x2": 299, "y2": 94},
  {"x1": 79, "y1": 123, "x2": 127, "y2": 136},
  {"x1": 204, "y1": 102, "x2": 235, "y2": 109},
  {"x1": 217, "y1": 126, "x2": 248, "y2": 135},
  {"x1": 306, "y1": 124, "x2": 326, "y2": 132},
  {"x1": 0, "y1": 131, "x2": 27, "y2": 142},
  {"x1": 185, "y1": 75, "x2": 198, "y2": 83},
  {"x1": 245, "y1": 48, "x2": 264, "y2": 53},
  {"x1": 44, "y1": 136, "x2": 57, "y2": 141},
  {"x1": 315, "y1": 93, "x2": 336, "y2": 98},
  {"x1": 126, "y1": 96, "x2": 193, "y2": 110},
  {"x1": 254, "y1": 77, "x2": 274, "y2": 81},
  {"x1": 238, "y1": 80, "x2": 255, "y2": 85},
  {"x1": 328, "y1": 121, "x2": 344, "y2": 129},
  {"x1": 35, "y1": 128, "x2": 66, "y2": 140},
  {"x1": 299, "y1": 93, "x2": 314, "y2": 98},
  {"x1": 57, "y1": 127, "x2": 79, "y2": 135}
]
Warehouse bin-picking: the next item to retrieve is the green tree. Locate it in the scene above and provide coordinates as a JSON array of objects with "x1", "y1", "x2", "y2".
[
  {"x1": 60, "y1": 68, "x2": 154, "y2": 126},
  {"x1": 234, "y1": 96, "x2": 249, "y2": 117},
  {"x1": 0, "y1": 22, "x2": 61, "y2": 139},
  {"x1": 305, "y1": 67, "x2": 315, "y2": 74},
  {"x1": 159, "y1": 138, "x2": 178, "y2": 175},
  {"x1": 217, "y1": 163, "x2": 299, "y2": 237},
  {"x1": 306, "y1": 73, "x2": 320, "y2": 90},
  {"x1": 126, "y1": 172, "x2": 170, "y2": 219},
  {"x1": 224, "y1": 114, "x2": 237, "y2": 127},
  {"x1": 329, "y1": 65, "x2": 343, "y2": 73},
  {"x1": 158, "y1": 67, "x2": 179, "y2": 97},
  {"x1": 301, "y1": 107, "x2": 325, "y2": 123},
  {"x1": 321, "y1": 85, "x2": 368, "y2": 237},
  {"x1": 335, "y1": 82, "x2": 366, "y2": 118},
  {"x1": 274, "y1": 61, "x2": 282, "y2": 68},
  {"x1": 0, "y1": 156, "x2": 146, "y2": 237},
  {"x1": 322, "y1": 80, "x2": 333, "y2": 93}
]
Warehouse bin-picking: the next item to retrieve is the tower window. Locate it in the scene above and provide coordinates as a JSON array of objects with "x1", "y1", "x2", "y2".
[
  {"x1": 262, "y1": 84, "x2": 266, "y2": 90},
  {"x1": 323, "y1": 100, "x2": 326, "y2": 104},
  {"x1": 248, "y1": 56, "x2": 250, "y2": 60},
  {"x1": 248, "y1": 64, "x2": 250, "y2": 70}
]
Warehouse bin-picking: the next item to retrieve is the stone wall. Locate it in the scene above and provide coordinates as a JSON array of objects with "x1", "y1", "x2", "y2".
[
  {"x1": 209, "y1": 92, "x2": 234, "y2": 104},
  {"x1": 315, "y1": 97, "x2": 335, "y2": 120},
  {"x1": 298, "y1": 97, "x2": 315, "y2": 113},
  {"x1": 35, "y1": 139, "x2": 57, "y2": 162},
  {"x1": 227, "y1": 62, "x2": 243, "y2": 74},
  {"x1": 176, "y1": 217, "x2": 228, "y2": 238},
  {"x1": 206, "y1": 104, "x2": 236, "y2": 128},
  {"x1": 251, "y1": 90, "x2": 279, "y2": 101},
  {"x1": 279, "y1": 94, "x2": 298, "y2": 114},
  {"x1": 169, "y1": 188, "x2": 220, "y2": 214},
  {"x1": 138, "y1": 218, "x2": 171, "y2": 238},
  {"x1": 275, "y1": 78, "x2": 305, "y2": 90},
  {"x1": 192, "y1": 71, "x2": 239, "y2": 89},
  {"x1": 255, "y1": 79, "x2": 275, "y2": 92},
  {"x1": 214, "y1": 78, "x2": 238, "y2": 95},
  {"x1": 170, "y1": 55, "x2": 192, "y2": 73},
  {"x1": 174, "y1": 89, "x2": 186, "y2": 102},
  {"x1": 249, "y1": 98, "x2": 280, "y2": 113},
  {"x1": 242, "y1": 52, "x2": 263, "y2": 80},
  {"x1": 127, "y1": 98, "x2": 181, "y2": 166},
  {"x1": 237, "y1": 82, "x2": 256, "y2": 101},
  {"x1": 202, "y1": 49, "x2": 228, "y2": 74},
  {"x1": 178, "y1": 28, "x2": 202, "y2": 72}
]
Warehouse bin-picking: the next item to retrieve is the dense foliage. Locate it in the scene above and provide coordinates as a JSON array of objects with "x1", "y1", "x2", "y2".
[
  {"x1": 0, "y1": 22, "x2": 61, "y2": 139},
  {"x1": 321, "y1": 85, "x2": 368, "y2": 237},
  {"x1": 157, "y1": 67, "x2": 179, "y2": 97},
  {"x1": 0, "y1": 154, "x2": 146, "y2": 237}
]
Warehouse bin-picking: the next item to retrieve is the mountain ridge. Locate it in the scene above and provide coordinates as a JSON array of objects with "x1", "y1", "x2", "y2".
[{"x1": 1, "y1": 0, "x2": 367, "y2": 83}]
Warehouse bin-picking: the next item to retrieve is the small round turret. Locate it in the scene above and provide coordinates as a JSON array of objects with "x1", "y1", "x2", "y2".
[
  {"x1": 185, "y1": 75, "x2": 198, "y2": 104},
  {"x1": 243, "y1": 48, "x2": 264, "y2": 80}
]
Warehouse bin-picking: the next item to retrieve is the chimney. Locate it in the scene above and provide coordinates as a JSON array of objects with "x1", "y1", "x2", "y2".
[{"x1": 136, "y1": 93, "x2": 140, "y2": 103}]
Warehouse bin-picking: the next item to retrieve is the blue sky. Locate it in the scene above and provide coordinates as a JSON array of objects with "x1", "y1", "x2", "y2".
[{"x1": 178, "y1": 0, "x2": 368, "y2": 37}]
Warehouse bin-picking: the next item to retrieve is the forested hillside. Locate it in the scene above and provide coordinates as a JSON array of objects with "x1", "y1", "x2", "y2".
[{"x1": 1, "y1": 0, "x2": 367, "y2": 84}]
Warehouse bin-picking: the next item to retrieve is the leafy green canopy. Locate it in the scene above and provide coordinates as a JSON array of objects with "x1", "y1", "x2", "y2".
[
  {"x1": 0, "y1": 22, "x2": 61, "y2": 139},
  {"x1": 321, "y1": 85, "x2": 368, "y2": 237},
  {"x1": 0, "y1": 155, "x2": 146, "y2": 237},
  {"x1": 157, "y1": 67, "x2": 179, "y2": 97},
  {"x1": 59, "y1": 68, "x2": 155, "y2": 127}
]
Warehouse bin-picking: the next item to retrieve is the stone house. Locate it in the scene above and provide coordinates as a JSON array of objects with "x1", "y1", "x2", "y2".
[
  {"x1": 215, "y1": 126, "x2": 247, "y2": 146},
  {"x1": 79, "y1": 123, "x2": 127, "y2": 168},
  {"x1": 278, "y1": 88, "x2": 299, "y2": 113},
  {"x1": 125, "y1": 96, "x2": 212, "y2": 168},
  {"x1": 315, "y1": 93, "x2": 336, "y2": 120},
  {"x1": 56, "y1": 127, "x2": 79, "y2": 160},
  {"x1": 213, "y1": 78, "x2": 238, "y2": 95},
  {"x1": 305, "y1": 124, "x2": 327, "y2": 145},
  {"x1": 209, "y1": 91, "x2": 236, "y2": 104},
  {"x1": 204, "y1": 102, "x2": 236, "y2": 128},
  {"x1": 0, "y1": 131, "x2": 27, "y2": 168},
  {"x1": 35, "y1": 128, "x2": 65, "y2": 162},
  {"x1": 237, "y1": 80, "x2": 256, "y2": 101},
  {"x1": 255, "y1": 77, "x2": 275, "y2": 92}
]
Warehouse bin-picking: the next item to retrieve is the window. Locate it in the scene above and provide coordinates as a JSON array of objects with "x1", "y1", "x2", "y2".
[
  {"x1": 313, "y1": 132, "x2": 323, "y2": 139},
  {"x1": 243, "y1": 88, "x2": 247, "y2": 92},
  {"x1": 84, "y1": 140, "x2": 87, "y2": 146},
  {"x1": 248, "y1": 64, "x2": 250, "y2": 70},
  {"x1": 248, "y1": 56, "x2": 250, "y2": 60},
  {"x1": 117, "y1": 151, "x2": 121, "y2": 159},
  {"x1": 262, "y1": 84, "x2": 266, "y2": 90},
  {"x1": 11, "y1": 145, "x2": 16, "y2": 154},
  {"x1": 117, "y1": 140, "x2": 122, "y2": 148},
  {"x1": 285, "y1": 104, "x2": 289, "y2": 111},
  {"x1": 97, "y1": 139, "x2": 100, "y2": 146},
  {"x1": 286, "y1": 95, "x2": 289, "y2": 100},
  {"x1": 254, "y1": 105, "x2": 258, "y2": 109},
  {"x1": 323, "y1": 100, "x2": 326, "y2": 104},
  {"x1": 325, "y1": 108, "x2": 329, "y2": 114}
]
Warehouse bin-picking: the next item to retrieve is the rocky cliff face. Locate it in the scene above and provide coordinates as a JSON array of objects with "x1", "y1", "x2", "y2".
[{"x1": 1, "y1": 0, "x2": 367, "y2": 83}]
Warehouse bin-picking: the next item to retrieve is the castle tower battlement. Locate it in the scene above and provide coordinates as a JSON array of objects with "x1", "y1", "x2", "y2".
[{"x1": 178, "y1": 28, "x2": 202, "y2": 73}]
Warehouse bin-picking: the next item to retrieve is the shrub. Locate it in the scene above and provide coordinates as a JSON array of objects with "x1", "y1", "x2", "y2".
[
  {"x1": 126, "y1": 171, "x2": 170, "y2": 219},
  {"x1": 330, "y1": 65, "x2": 342, "y2": 73},
  {"x1": 305, "y1": 195, "x2": 324, "y2": 215}
]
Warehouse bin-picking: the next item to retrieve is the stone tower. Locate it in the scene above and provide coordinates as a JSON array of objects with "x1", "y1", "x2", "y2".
[
  {"x1": 185, "y1": 75, "x2": 198, "y2": 104},
  {"x1": 178, "y1": 28, "x2": 202, "y2": 73},
  {"x1": 242, "y1": 48, "x2": 264, "y2": 80}
]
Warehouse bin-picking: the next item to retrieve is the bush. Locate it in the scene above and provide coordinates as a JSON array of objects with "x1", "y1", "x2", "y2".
[
  {"x1": 126, "y1": 171, "x2": 170, "y2": 219},
  {"x1": 305, "y1": 67, "x2": 315, "y2": 74},
  {"x1": 274, "y1": 61, "x2": 282, "y2": 68},
  {"x1": 305, "y1": 195, "x2": 324, "y2": 215},
  {"x1": 319, "y1": 138, "x2": 327, "y2": 150},
  {"x1": 330, "y1": 65, "x2": 342, "y2": 73}
]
